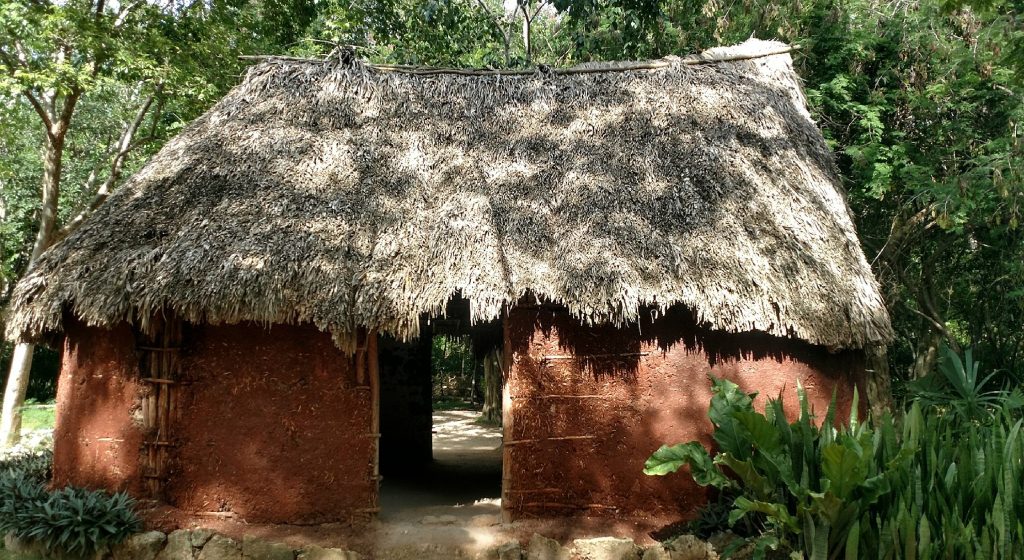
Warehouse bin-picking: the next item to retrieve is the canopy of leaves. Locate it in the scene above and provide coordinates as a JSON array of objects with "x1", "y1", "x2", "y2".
[{"x1": 3, "y1": 0, "x2": 1023, "y2": 390}]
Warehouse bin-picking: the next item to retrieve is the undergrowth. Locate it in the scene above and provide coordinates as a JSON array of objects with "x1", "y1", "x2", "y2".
[
  {"x1": 0, "y1": 448, "x2": 140, "y2": 558},
  {"x1": 647, "y1": 361, "x2": 1024, "y2": 559}
]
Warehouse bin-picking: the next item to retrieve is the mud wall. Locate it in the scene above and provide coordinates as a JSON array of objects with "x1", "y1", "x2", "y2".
[
  {"x1": 378, "y1": 329, "x2": 433, "y2": 470},
  {"x1": 502, "y1": 306, "x2": 863, "y2": 524},
  {"x1": 169, "y1": 323, "x2": 375, "y2": 524},
  {"x1": 53, "y1": 318, "x2": 145, "y2": 494}
]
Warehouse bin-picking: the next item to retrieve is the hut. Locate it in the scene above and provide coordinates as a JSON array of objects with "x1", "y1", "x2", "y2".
[{"x1": 6, "y1": 39, "x2": 892, "y2": 526}]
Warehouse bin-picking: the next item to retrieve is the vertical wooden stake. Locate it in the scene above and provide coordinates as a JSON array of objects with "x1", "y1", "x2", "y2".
[
  {"x1": 368, "y1": 329, "x2": 380, "y2": 513},
  {"x1": 137, "y1": 312, "x2": 183, "y2": 501},
  {"x1": 501, "y1": 314, "x2": 513, "y2": 524}
]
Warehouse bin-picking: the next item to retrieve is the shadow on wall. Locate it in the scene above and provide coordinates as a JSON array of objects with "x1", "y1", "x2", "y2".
[
  {"x1": 513, "y1": 303, "x2": 856, "y2": 378},
  {"x1": 53, "y1": 318, "x2": 145, "y2": 495}
]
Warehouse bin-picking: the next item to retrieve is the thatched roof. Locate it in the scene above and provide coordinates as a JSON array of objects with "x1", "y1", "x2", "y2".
[{"x1": 6, "y1": 39, "x2": 892, "y2": 350}]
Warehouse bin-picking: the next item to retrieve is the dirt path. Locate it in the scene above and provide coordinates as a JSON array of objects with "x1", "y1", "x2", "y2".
[{"x1": 371, "y1": 410, "x2": 506, "y2": 557}]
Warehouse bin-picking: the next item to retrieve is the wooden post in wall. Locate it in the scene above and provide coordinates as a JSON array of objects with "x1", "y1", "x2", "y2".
[
  {"x1": 355, "y1": 328, "x2": 381, "y2": 520},
  {"x1": 138, "y1": 312, "x2": 183, "y2": 501},
  {"x1": 368, "y1": 329, "x2": 380, "y2": 514},
  {"x1": 500, "y1": 314, "x2": 513, "y2": 523}
]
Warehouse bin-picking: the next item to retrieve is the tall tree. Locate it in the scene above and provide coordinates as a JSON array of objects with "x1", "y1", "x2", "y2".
[
  {"x1": 551, "y1": 0, "x2": 1024, "y2": 400},
  {"x1": 0, "y1": 0, "x2": 298, "y2": 446}
]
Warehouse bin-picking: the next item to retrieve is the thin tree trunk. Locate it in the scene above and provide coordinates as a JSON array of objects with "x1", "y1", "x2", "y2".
[
  {"x1": 910, "y1": 328, "x2": 943, "y2": 380},
  {"x1": 0, "y1": 125, "x2": 66, "y2": 449},
  {"x1": 521, "y1": 5, "x2": 532, "y2": 64},
  {"x1": 0, "y1": 344, "x2": 34, "y2": 447},
  {"x1": 481, "y1": 349, "x2": 502, "y2": 425}
]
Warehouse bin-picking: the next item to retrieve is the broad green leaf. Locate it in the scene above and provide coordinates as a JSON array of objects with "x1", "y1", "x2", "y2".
[
  {"x1": 644, "y1": 443, "x2": 732, "y2": 489},
  {"x1": 821, "y1": 444, "x2": 867, "y2": 499}
]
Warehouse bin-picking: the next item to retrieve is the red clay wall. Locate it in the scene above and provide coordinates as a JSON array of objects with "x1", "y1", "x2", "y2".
[
  {"x1": 503, "y1": 306, "x2": 863, "y2": 525},
  {"x1": 53, "y1": 318, "x2": 145, "y2": 494},
  {"x1": 55, "y1": 319, "x2": 375, "y2": 525},
  {"x1": 169, "y1": 323, "x2": 375, "y2": 524}
]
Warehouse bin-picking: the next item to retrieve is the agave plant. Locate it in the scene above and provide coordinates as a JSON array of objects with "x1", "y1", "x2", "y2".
[{"x1": 907, "y1": 345, "x2": 1024, "y2": 420}]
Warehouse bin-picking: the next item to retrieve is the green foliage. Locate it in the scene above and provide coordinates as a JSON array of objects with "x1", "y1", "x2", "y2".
[
  {"x1": 907, "y1": 344, "x2": 1024, "y2": 419},
  {"x1": 0, "y1": 0, "x2": 324, "y2": 308},
  {"x1": 861, "y1": 406, "x2": 1024, "y2": 559},
  {"x1": 0, "y1": 460, "x2": 140, "y2": 557},
  {"x1": 0, "y1": 447, "x2": 140, "y2": 556},
  {"x1": 304, "y1": 0, "x2": 508, "y2": 66},
  {"x1": 646, "y1": 377, "x2": 912, "y2": 559},
  {"x1": 15, "y1": 486, "x2": 140, "y2": 557},
  {"x1": 0, "y1": 446, "x2": 52, "y2": 484},
  {"x1": 432, "y1": 335, "x2": 480, "y2": 403},
  {"x1": 647, "y1": 375, "x2": 1024, "y2": 559}
]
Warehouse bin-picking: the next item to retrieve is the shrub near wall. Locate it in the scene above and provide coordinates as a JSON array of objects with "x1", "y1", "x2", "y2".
[
  {"x1": 646, "y1": 376, "x2": 1024, "y2": 559},
  {"x1": 0, "y1": 449, "x2": 140, "y2": 558}
]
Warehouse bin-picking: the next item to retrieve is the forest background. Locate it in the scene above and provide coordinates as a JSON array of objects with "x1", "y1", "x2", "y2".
[{"x1": 2, "y1": 0, "x2": 1022, "y2": 414}]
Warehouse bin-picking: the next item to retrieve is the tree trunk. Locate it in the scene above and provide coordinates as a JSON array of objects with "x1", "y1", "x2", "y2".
[
  {"x1": 864, "y1": 343, "x2": 893, "y2": 422},
  {"x1": 0, "y1": 344, "x2": 34, "y2": 448},
  {"x1": 481, "y1": 349, "x2": 502, "y2": 425},
  {"x1": 910, "y1": 328, "x2": 943, "y2": 380},
  {"x1": 0, "y1": 129, "x2": 65, "y2": 449},
  {"x1": 520, "y1": 4, "x2": 532, "y2": 64}
]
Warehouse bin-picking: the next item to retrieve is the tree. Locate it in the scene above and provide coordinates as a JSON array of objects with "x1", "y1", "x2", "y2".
[
  {"x1": 0, "y1": 0, "x2": 302, "y2": 447},
  {"x1": 550, "y1": 0, "x2": 1024, "y2": 404}
]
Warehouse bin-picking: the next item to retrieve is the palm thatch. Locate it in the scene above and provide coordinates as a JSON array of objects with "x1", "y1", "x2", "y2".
[{"x1": 6, "y1": 39, "x2": 892, "y2": 350}]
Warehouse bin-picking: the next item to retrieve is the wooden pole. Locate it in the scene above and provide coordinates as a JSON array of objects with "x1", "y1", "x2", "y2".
[
  {"x1": 236, "y1": 44, "x2": 800, "y2": 74},
  {"x1": 370, "y1": 330, "x2": 381, "y2": 515},
  {"x1": 137, "y1": 312, "x2": 182, "y2": 500},
  {"x1": 500, "y1": 315, "x2": 513, "y2": 523}
]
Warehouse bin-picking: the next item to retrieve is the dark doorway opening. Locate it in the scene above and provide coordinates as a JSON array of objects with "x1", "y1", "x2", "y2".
[{"x1": 377, "y1": 297, "x2": 504, "y2": 522}]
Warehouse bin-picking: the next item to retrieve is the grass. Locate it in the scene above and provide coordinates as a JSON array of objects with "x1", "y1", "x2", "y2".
[
  {"x1": 432, "y1": 398, "x2": 479, "y2": 411},
  {"x1": 20, "y1": 402, "x2": 55, "y2": 433}
]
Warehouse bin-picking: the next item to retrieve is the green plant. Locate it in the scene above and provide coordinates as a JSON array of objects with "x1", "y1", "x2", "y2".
[
  {"x1": 906, "y1": 345, "x2": 1024, "y2": 420},
  {"x1": 18, "y1": 487, "x2": 140, "y2": 556},
  {"x1": 646, "y1": 374, "x2": 1024, "y2": 559},
  {"x1": 0, "y1": 447, "x2": 52, "y2": 484},
  {"x1": 0, "y1": 465, "x2": 140, "y2": 557},
  {"x1": 645, "y1": 377, "x2": 913, "y2": 560},
  {"x1": 862, "y1": 406, "x2": 1024, "y2": 559}
]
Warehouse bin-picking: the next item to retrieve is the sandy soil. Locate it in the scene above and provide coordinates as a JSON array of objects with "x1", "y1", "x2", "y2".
[{"x1": 371, "y1": 410, "x2": 505, "y2": 557}]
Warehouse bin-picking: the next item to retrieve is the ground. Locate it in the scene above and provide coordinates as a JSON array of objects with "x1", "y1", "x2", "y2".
[{"x1": 374, "y1": 410, "x2": 505, "y2": 556}]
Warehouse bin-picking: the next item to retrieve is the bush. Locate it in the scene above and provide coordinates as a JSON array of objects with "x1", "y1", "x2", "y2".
[
  {"x1": 906, "y1": 345, "x2": 1024, "y2": 420},
  {"x1": 871, "y1": 389, "x2": 1024, "y2": 558},
  {"x1": 645, "y1": 377, "x2": 912, "y2": 559},
  {"x1": 0, "y1": 447, "x2": 52, "y2": 484},
  {"x1": 0, "y1": 450, "x2": 140, "y2": 557},
  {"x1": 646, "y1": 374, "x2": 1024, "y2": 559}
]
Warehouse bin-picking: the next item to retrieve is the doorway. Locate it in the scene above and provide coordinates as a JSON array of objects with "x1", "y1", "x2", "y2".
[{"x1": 376, "y1": 302, "x2": 505, "y2": 524}]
